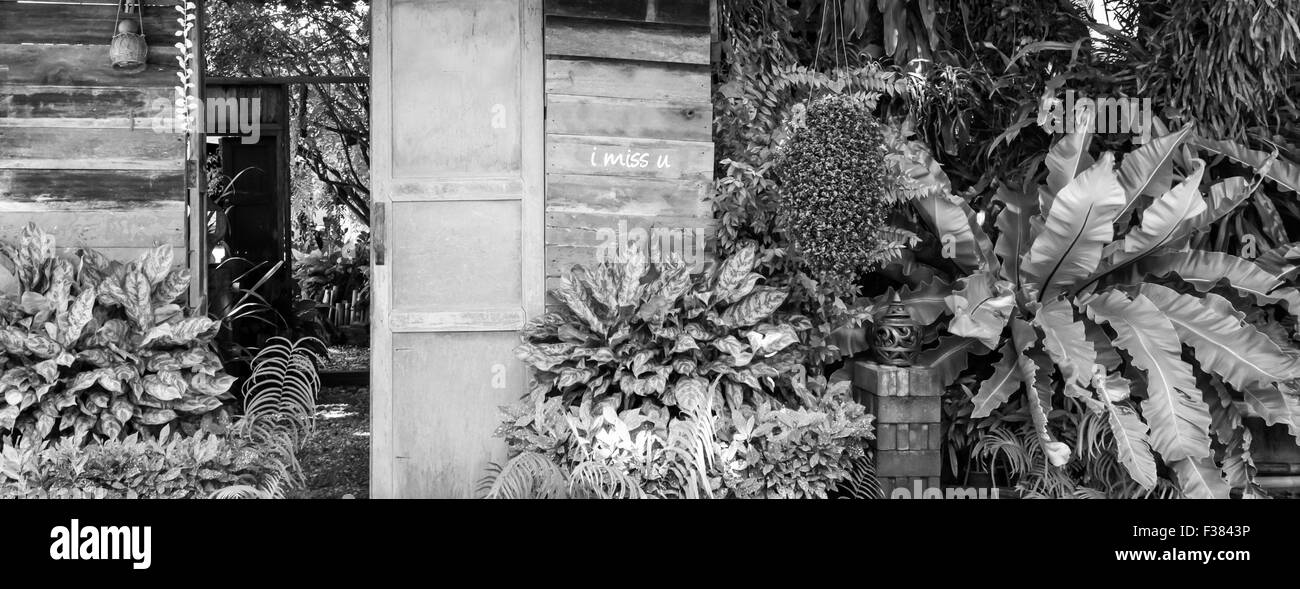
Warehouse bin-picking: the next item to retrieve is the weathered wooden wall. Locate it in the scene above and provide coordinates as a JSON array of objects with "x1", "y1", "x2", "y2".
[
  {"x1": 0, "y1": 0, "x2": 187, "y2": 262},
  {"x1": 543, "y1": 0, "x2": 714, "y2": 288}
]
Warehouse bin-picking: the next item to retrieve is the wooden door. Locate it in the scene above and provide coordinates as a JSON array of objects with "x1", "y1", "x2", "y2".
[{"x1": 370, "y1": 0, "x2": 544, "y2": 498}]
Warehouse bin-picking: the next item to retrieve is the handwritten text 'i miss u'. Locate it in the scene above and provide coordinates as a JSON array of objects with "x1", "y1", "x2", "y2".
[{"x1": 589, "y1": 148, "x2": 672, "y2": 169}]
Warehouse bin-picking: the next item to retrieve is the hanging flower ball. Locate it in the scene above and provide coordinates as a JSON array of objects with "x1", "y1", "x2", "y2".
[{"x1": 118, "y1": 19, "x2": 140, "y2": 35}]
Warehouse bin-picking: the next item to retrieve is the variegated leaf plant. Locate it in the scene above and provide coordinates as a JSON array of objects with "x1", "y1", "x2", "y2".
[
  {"x1": 0, "y1": 225, "x2": 237, "y2": 445},
  {"x1": 517, "y1": 242, "x2": 828, "y2": 415}
]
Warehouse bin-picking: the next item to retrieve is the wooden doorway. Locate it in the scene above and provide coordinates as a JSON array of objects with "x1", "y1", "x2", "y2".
[{"x1": 369, "y1": 0, "x2": 545, "y2": 498}]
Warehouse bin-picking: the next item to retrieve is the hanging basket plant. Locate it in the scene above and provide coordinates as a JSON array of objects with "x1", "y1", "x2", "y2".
[
  {"x1": 774, "y1": 94, "x2": 896, "y2": 291},
  {"x1": 109, "y1": 0, "x2": 148, "y2": 72}
]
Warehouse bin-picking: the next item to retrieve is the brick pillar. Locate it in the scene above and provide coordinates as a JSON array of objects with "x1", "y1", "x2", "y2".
[{"x1": 852, "y1": 359, "x2": 942, "y2": 498}]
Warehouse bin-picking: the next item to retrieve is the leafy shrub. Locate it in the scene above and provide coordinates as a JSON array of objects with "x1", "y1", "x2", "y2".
[
  {"x1": 483, "y1": 378, "x2": 877, "y2": 499},
  {"x1": 0, "y1": 427, "x2": 287, "y2": 499},
  {"x1": 293, "y1": 249, "x2": 369, "y2": 310},
  {"x1": 0, "y1": 337, "x2": 324, "y2": 499},
  {"x1": 716, "y1": 388, "x2": 877, "y2": 499},
  {"x1": 775, "y1": 94, "x2": 894, "y2": 288},
  {"x1": 483, "y1": 384, "x2": 720, "y2": 499},
  {"x1": 516, "y1": 243, "x2": 821, "y2": 411},
  {"x1": 489, "y1": 243, "x2": 880, "y2": 499},
  {"x1": 0, "y1": 225, "x2": 237, "y2": 444}
]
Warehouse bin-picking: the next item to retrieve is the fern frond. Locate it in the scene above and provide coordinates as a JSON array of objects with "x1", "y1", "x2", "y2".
[
  {"x1": 209, "y1": 485, "x2": 275, "y2": 499},
  {"x1": 481, "y1": 452, "x2": 569, "y2": 499}
]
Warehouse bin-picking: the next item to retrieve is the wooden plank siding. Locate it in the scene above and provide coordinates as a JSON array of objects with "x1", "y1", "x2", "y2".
[
  {"x1": 542, "y1": 0, "x2": 714, "y2": 290},
  {"x1": 0, "y1": 0, "x2": 190, "y2": 259}
]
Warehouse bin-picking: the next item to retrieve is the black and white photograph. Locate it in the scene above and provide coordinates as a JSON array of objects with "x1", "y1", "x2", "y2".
[{"x1": 1, "y1": 0, "x2": 1298, "y2": 575}]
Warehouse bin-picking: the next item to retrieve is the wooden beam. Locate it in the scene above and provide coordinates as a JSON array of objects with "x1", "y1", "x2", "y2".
[
  {"x1": 0, "y1": 2, "x2": 182, "y2": 46},
  {"x1": 0, "y1": 126, "x2": 185, "y2": 171},
  {"x1": 205, "y1": 76, "x2": 369, "y2": 85},
  {"x1": 545, "y1": 57, "x2": 708, "y2": 101},
  {"x1": 0, "y1": 169, "x2": 184, "y2": 202},
  {"x1": 0, "y1": 85, "x2": 174, "y2": 121},
  {"x1": 546, "y1": 94, "x2": 710, "y2": 141},
  {"x1": 544, "y1": 16, "x2": 711, "y2": 64},
  {"x1": 0, "y1": 44, "x2": 180, "y2": 87},
  {"x1": 543, "y1": 0, "x2": 710, "y2": 27}
]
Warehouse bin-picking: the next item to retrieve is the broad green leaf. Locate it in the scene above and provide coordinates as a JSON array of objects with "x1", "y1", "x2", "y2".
[
  {"x1": 714, "y1": 243, "x2": 758, "y2": 302},
  {"x1": 899, "y1": 276, "x2": 953, "y2": 325},
  {"x1": 1218, "y1": 426, "x2": 1255, "y2": 491},
  {"x1": 1169, "y1": 456, "x2": 1230, "y2": 499},
  {"x1": 720, "y1": 287, "x2": 787, "y2": 327},
  {"x1": 1119, "y1": 159, "x2": 1206, "y2": 255},
  {"x1": 971, "y1": 339, "x2": 1022, "y2": 418},
  {"x1": 554, "y1": 270, "x2": 604, "y2": 333},
  {"x1": 912, "y1": 193, "x2": 992, "y2": 274},
  {"x1": 617, "y1": 244, "x2": 648, "y2": 306},
  {"x1": 1191, "y1": 177, "x2": 1252, "y2": 230},
  {"x1": 1107, "y1": 402, "x2": 1158, "y2": 490},
  {"x1": 140, "y1": 244, "x2": 174, "y2": 286},
  {"x1": 1137, "y1": 250, "x2": 1300, "y2": 316},
  {"x1": 916, "y1": 335, "x2": 985, "y2": 387},
  {"x1": 994, "y1": 185, "x2": 1037, "y2": 286},
  {"x1": 1017, "y1": 343, "x2": 1056, "y2": 452},
  {"x1": 945, "y1": 271, "x2": 1014, "y2": 350},
  {"x1": 1192, "y1": 136, "x2": 1300, "y2": 194},
  {"x1": 1251, "y1": 192, "x2": 1288, "y2": 245},
  {"x1": 1083, "y1": 289, "x2": 1211, "y2": 462},
  {"x1": 1117, "y1": 123, "x2": 1193, "y2": 207},
  {"x1": 143, "y1": 371, "x2": 186, "y2": 402},
  {"x1": 1241, "y1": 384, "x2": 1299, "y2": 432},
  {"x1": 1140, "y1": 284, "x2": 1300, "y2": 391},
  {"x1": 745, "y1": 324, "x2": 798, "y2": 357},
  {"x1": 123, "y1": 272, "x2": 153, "y2": 329},
  {"x1": 576, "y1": 265, "x2": 618, "y2": 311},
  {"x1": 1035, "y1": 298, "x2": 1095, "y2": 388},
  {"x1": 1022, "y1": 153, "x2": 1126, "y2": 296},
  {"x1": 1252, "y1": 241, "x2": 1300, "y2": 279},
  {"x1": 1044, "y1": 104, "x2": 1096, "y2": 201}
]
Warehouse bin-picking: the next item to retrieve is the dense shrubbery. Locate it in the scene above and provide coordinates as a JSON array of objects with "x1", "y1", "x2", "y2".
[
  {"x1": 485, "y1": 248, "x2": 879, "y2": 498},
  {"x1": 717, "y1": 393, "x2": 876, "y2": 498},
  {"x1": 485, "y1": 379, "x2": 876, "y2": 499},
  {"x1": 0, "y1": 428, "x2": 288, "y2": 499},
  {"x1": 0, "y1": 225, "x2": 237, "y2": 444},
  {"x1": 775, "y1": 95, "x2": 894, "y2": 289},
  {"x1": 0, "y1": 226, "x2": 322, "y2": 498}
]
